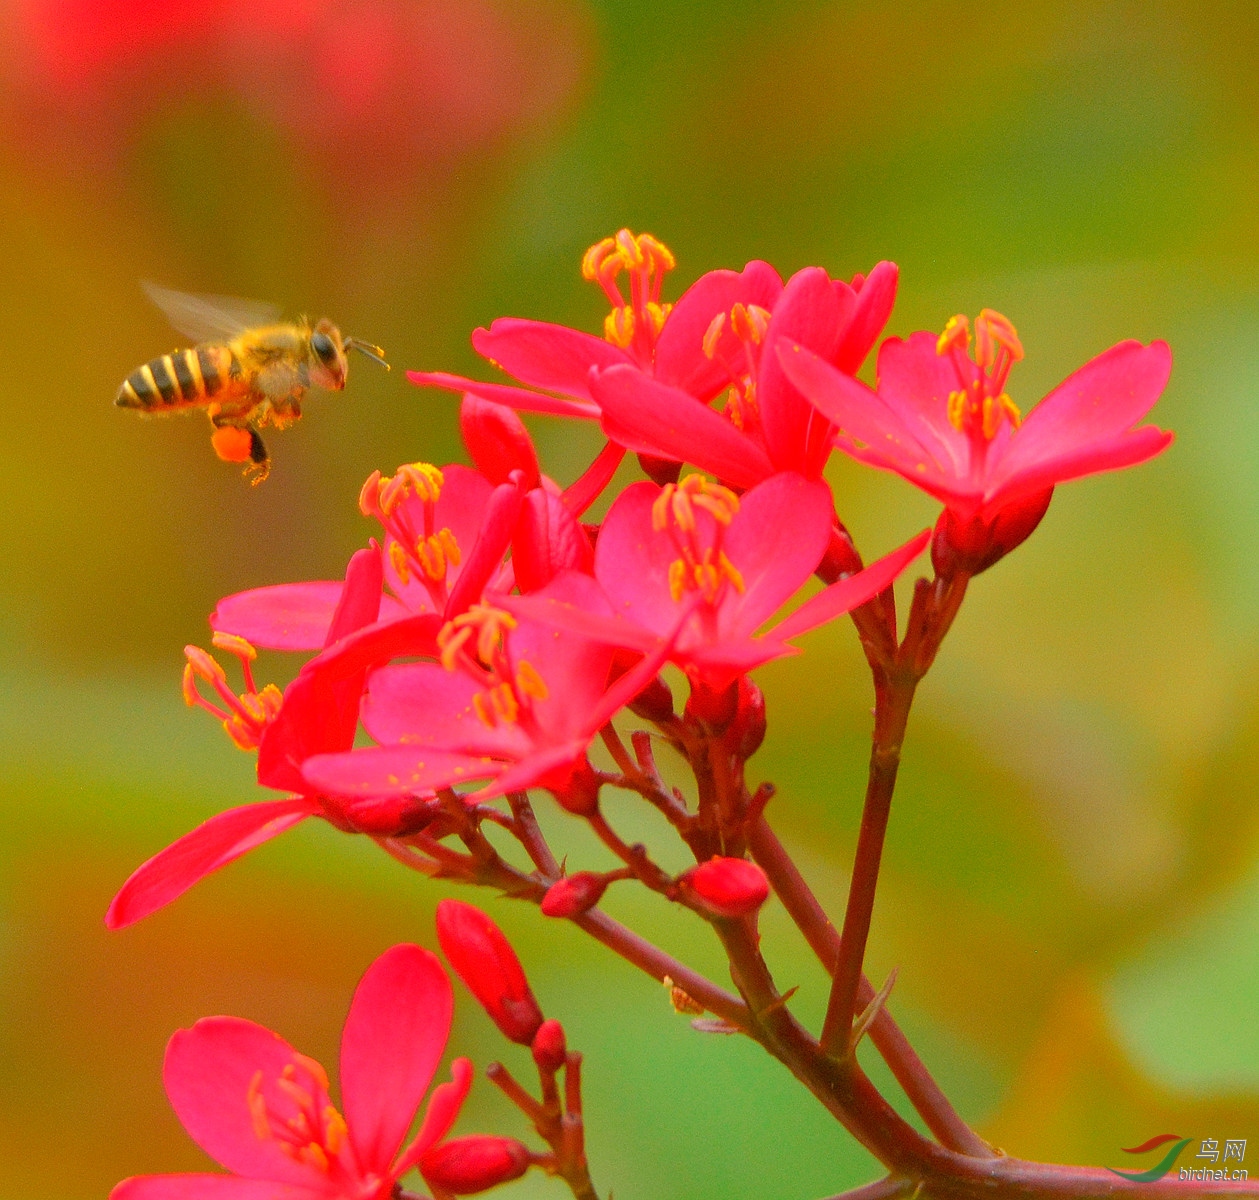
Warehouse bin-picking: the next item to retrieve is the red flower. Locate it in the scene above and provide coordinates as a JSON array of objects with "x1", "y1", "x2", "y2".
[
  {"x1": 503, "y1": 473, "x2": 929, "y2": 688},
  {"x1": 408, "y1": 230, "x2": 782, "y2": 428},
  {"x1": 110, "y1": 944, "x2": 472, "y2": 1200},
  {"x1": 421, "y1": 1136, "x2": 532, "y2": 1197},
  {"x1": 436, "y1": 900, "x2": 545, "y2": 1045},
  {"x1": 300, "y1": 573, "x2": 681, "y2": 814},
  {"x1": 105, "y1": 547, "x2": 435, "y2": 929},
  {"x1": 591, "y1": 262, "x2": 898, "y2": 487},
  {"x1": 777, "y1": 309, "x2": 1173, "y2": 567}
]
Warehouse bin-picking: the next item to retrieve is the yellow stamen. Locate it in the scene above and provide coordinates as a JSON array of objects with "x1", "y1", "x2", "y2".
[
  {"x1": 515, "y1": 659, "x2": 549, "y2": 701},
  {"x1": 298, "y1": 1143, "x2": 329, "y2": 1172},
  {"x1": 947, "y1": 390, "x2": 968, "y2": 433},
  {"x1": 182, "y1": 663, "x2": 200, "y2": 708},
  {"x1": 437, "y1": 527, "x2": 462, "y2": 567},
  {"x1": 668, "y1": 559, "x2": 688, "y2": 602},
  {"x1": 379, "y1": 461, "x2": 444, "y2": 517},
  {"x1": 974, "y1": 308, "x2": 1023, "y2": 368},
  {"x1": 719, "y1": 551, "x2": 746, "y2": 593},
  {"x1": 472, "y1": 691, "x2": 495, "y2": 728},
  {"x1": 415, "y1": 536, "x2": 445, "y2": 581},
  {"x1": 936, "y1": 314, "x2": 971, "y2": 356},
  {"x1": 604, "y1": 306, "x2": 635, "y2": 348},
  {"x1": 702, "y1": 312, "x2": 726, "y2": 360},
  {"x1": 389, "y1": 540, "x2": 412, "y2": 585},
  {"x1": 438, "y1": 623, "x2": 474, "y2": 671},
  {"x1": 247, "y1": 1071, "x2": 270, "y2": 1140},
  {"x1": 730, "y1": 302, "x2": 770, "y2": 344},
  {"x1": 581, "y1": 236, "x2": 617, "y2": 281},
  {"x1": 323, "y1": 1107, "x2": 347, "y2": 1156},
  {"x1": 211, "y1": 632, "x2": 257, "y2": 661},
  {"x1": 646, "y1": 301, "x2": 671, "y2": 337},
  {"x1": 489, "y1": 681, "x2": 520, "y2": 724},
  {"x1": 184, "y1": 645, "x2": 227, "y2": 686}
]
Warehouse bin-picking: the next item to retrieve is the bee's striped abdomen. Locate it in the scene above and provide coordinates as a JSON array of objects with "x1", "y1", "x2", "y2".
[{"x1": 115, "y1": 345, "x2": 235, "y2": 409}]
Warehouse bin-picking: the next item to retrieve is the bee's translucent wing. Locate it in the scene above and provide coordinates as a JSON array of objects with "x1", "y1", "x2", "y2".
[{"x1": 142, "y1": 282, "x2": 282, "y2": 344}]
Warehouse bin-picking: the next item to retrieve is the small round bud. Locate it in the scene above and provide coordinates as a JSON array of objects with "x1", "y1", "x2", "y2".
[
  {"x1": 435, "y1": 900, "x2": 545, "y2": 1045},
  {"x1": 550, "y1": 757, "x2": 602, "y2": 816},
  {"x1": 930, "y1": 488, "x2": 1053, "y2": 578},
  {"x1": 683, "y1": 857, "x2": 770, "y2": 918},
  {"x1": 421, "y1": 1135, "x2": 531, "y2": 1195},
  {"x1": 628, "y1": 672, "x2": 675, "y2": 723},
  {"x1": 531, "y1": 1018, "x2": 568, "y2": 1072},
  {"x1": 541, "y1": 871, "x2": 609, "y2": 918},
  {"x1": 816, "y1": 523, "x2": 864, "y2": 583},
  {"x1": 684, "y1": 678, "x2": 739, "y2": 733},
  {"x1": 724, "y1": 675, "x2": 766, "y2": 760}
]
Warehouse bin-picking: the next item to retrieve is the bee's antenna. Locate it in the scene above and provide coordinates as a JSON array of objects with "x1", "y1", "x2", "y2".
[{"x1": 345, "y1": 338, "x2": 390, "y2": 370}]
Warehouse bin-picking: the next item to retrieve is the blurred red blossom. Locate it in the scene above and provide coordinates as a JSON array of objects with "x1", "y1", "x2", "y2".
[{"x1": 110, "y1": 944, "x2": 472, "y2": 1200}]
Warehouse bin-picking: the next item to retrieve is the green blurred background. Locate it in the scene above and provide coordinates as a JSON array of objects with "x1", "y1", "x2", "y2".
[{"x1": 3, "y1": 0, "x2": 1259, "y2": 1195}]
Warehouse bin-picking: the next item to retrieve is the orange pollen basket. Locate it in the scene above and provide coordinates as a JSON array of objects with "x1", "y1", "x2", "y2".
[{"x1": 246, "y1": 1058, "x2": 347, "y2": 1174}]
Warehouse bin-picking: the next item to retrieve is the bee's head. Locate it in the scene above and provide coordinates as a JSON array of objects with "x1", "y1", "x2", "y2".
[{"x1": 309, "y1": 319, "x2": 349, "y2": 390}]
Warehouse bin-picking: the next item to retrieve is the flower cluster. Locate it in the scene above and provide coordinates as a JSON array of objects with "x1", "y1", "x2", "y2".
[{"x1": 110, "y1": 230, "x2": 1174, "y2": 1200}]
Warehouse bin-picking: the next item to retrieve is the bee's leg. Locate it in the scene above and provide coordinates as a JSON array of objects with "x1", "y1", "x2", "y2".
[{"x1": 209, "y1": 415, "x2": 271, "y2": 485}]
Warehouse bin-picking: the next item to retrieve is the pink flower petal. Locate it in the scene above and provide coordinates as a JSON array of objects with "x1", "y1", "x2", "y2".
[
  {"x1": 340, "y1": 944, "x2": 453, "y2": 1172},
  {"x1": 514, "y1": 489, "x2": 594, "y2": 593},
  {"x1": 105, "y1": 799, "x2": 318, "y2": 930},
  {"x1": 771, "y1": 529, "x2": 930, "y2": 642},
  {"x1": 163, "y1": 1019, "x2": 332, "y2": 1187},
  {"x1": 653, "y1": 261, "x2": 784, "y2": 400},
  {"x1": 210, "y1": 583, "x2": 353, "y2": 652},
  {"x1": 833, "y1": 261, "x2": 898, "y2": 374},
  {"x1": 758, "y1": 267, "x2": 852, "y2": 473},
  {"x1": 560, "y1": 440, "x2": 625, "y2": 518},
  {"x1": 361, "y1": 664, "x2": 532, "y2": 759},
  {"x1": 990, "y1": 340, "x2": 1173, "y2": 481},
  {"x1": 593, "y1": 366, "x2": 774, "y2": 489},
  {"x1": 471, "y1": 319, "x2": 631, "y2": 400},
  {"x1": 302, "y1": 745, "x2": 501, "y2": 799},
  {"x1": 407, "y1": 371, "x2": 600, "y2": 420},
  {"x1": 717, "y1": 473, "x2": 833, "y2": 639},
  {"x1": 324, "y1": 546, "x2": 385, "y2": 646},
  {"x1": 111, "y1": 1175, "x2": 322, "y2": 1200},
  {"x1": 394, "y1": 1058, "x2": 473, "y2": 1176},
  {"x1": 985, "y1": 425, "x2": 1174, "y2": 514},
  {"x1": 497, "y1": 588, "x2": 661, "y2": 655},
  {"x1": 776, "y1": 340, "x2": 948, "y2": 476},
  {"x1": 443, "y1": 475, "x2": 524, "y2": 618}
]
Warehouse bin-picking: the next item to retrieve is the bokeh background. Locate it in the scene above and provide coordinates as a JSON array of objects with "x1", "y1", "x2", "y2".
[{"x1": 3, "y1": 0, "x2": 1259, "y2": 1195}]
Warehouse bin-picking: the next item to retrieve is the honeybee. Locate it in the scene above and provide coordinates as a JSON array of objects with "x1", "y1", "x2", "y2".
[{"x1": 115, "y1": 284, "x2": 389, "y2": 484}]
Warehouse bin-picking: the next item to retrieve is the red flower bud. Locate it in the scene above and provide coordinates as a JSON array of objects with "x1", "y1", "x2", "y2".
[
  {"x1": 541, "y1": 871, "x2": 609, "y2": 918},
  {"x1": 548, "y1": 756, "x2": 602, "y2": 816},
  {"x1": 724, "y1": 676, "x2": 766, "y2": 760},
  {"x1": 435, "y1": 900, "x2": 545, "y2": 1045},
  {"x1": 532, "y1": 1018, "x2": 568, "y2": 1072},
  {"x1": 513, "y1": 489, "x2": 594, "y2": 593},
  {"x1": 816, "y1": 522, "x2": 864, "y2": 583},
  {"x1": 421, "y1": 1135, "x2": 531, "y2": 1196},
  {"x1": 460, "y1": 394, "x2": 541, "y2": 490},
  {"x1": 930, "y1": 488, "x2": 1053, "y2": 578},
  {"x1": 684, "y1": 677, "x2": 738, "y2": 733},
  {"x1": 684, "y1": 857, "x2": 770, "y2": 918}
]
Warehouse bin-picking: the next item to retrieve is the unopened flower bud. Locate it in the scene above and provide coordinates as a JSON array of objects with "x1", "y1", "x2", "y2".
[
  {"x1": 436, "y1": 900, "x2": 545, "y2": 1045},
  {"x1": 683, "y1": 857, "x2": 770, "y2": 918},
  {"x1": 724, "y1": 676, "x2": 766, "y2": 760},
  {"x1": 541, "y1": 871, "x2": 609, "y2": 918},
  {"x1": 685, "y1": 677, "x2": 739, "y2": 733},
  {"x1": 816, "y1": 523, "x2": 864, "y2": 583},
  {"x1": 323, "y1": 793, "x2": 440, "y2": 836},
  {"x1": 460, "y1": 394, "x2": 541, "y2": 490},
  {"x1": 550, "y1": 756, "x2": 602, "y2": 816},
  {"x1": 421, "y1": 1135, "x2": 531, "y2": 1196},
  {"x1": 531, "y1": 1018, "x2": 568, "y2": 1072},
  {"x1": 637, "y1": 452, "x2": 682, "y2": 487},
  {"x1": 931, "y1": 488, "x2": 1053, "y2": 578}
]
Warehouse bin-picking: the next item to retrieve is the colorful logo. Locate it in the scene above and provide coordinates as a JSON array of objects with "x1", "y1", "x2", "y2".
[{"x1": 1107, "y1": 1134, "x2": 1195, "y2": 1183}]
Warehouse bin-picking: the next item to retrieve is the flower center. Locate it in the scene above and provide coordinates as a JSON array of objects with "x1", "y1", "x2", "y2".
[
  {"x1": 936, "y1": 309, "x2": 1024, "y2": 447},
  {"x1": 183, "y1": 633, "x2": 283, "y2": 751},
  {"x1": 246, "y1": 1053, "x2": 350, "y2": 1176},
  {"x1": 651, "y1": 475, "x2": 746, "y2": 605},
  {"x1": 703, "y1": 302, "x2": 772, "y2": 433},
  {"x1": 437, "y1": 604, "x2": 550, "y2": 731},
  {"x1": 360, "y1": 462, "x2": 463, "y2": 603},
  {"x1": 582, "y1": 229, "x2": 676, "y2": 366}
]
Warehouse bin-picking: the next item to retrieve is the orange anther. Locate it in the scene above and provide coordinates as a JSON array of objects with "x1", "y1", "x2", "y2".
[
  {"x1": 604, "y1": 306, "x2": 635, "y2": 349},
  {"x1": 184, "y1": 645, "x2": 227, "y2": 685},
  {"x1": 936, "y1": 314, "x2": 971, "y2": 356},
  {"x1": 211, "y1": 631, "x2": 257, "y2": 661},
  {"x1": 702, "y1": 312, "x2": 727, "y2": 360}
]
